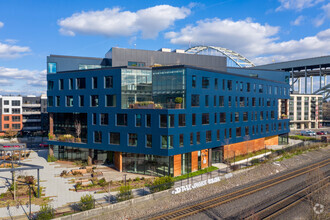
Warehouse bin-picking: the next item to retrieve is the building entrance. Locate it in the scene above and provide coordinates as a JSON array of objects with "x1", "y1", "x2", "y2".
[{"x1": 212, "y1": 147, "x2": 223, "y2": 163}]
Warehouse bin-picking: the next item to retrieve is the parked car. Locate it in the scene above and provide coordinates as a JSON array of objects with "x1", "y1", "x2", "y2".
[
  {"x1": 320, "y1": 131, "x2": 328, "y2": 135},
  {"x1": 39, "y1": 143, "x2": 49, "y2": 148},
  {"x1": 316, "y1": 131, "x2": 325, "y2": 135},
  {"x1": 300, "y1": 131, "x2": 312, "y2": 136},
  {"x1": 307, "y1": 130, "x2": 316, "y2": 136}
]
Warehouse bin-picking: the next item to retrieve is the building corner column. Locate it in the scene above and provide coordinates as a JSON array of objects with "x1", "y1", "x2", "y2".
[{"x1": 88, "y1": 149, "x2": 93, "y2": 166}]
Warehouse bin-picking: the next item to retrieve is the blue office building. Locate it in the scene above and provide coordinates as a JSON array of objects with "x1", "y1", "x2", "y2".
[{"x1": 47, "y1": 48, "x2": 290, "y2": 176}]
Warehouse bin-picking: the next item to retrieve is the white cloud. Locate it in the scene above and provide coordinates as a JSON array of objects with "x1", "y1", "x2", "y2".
[
  {"x1": 276, "y1": 0, "x2": 324, "y2": 11},
  {"x1": 291, "y1": 15, "x2": 304, "y2": 25},
  {"x1": 0, "y1": 79, "x2": 12, "y2": 86},
  {"x1": 323, "y1": 3, "x2": 330, "y2": 17},
  {"x1": 0, "y1": 42, "x2": 31, "y2": 59},
  {"x1": 166, "y1": 18, "x2": 330, "y2": 65},
  {"x1": 58, "y1": 5, "x2": 190, "y2": 39},
  {"x1": 0, "y1": 21, "x2": 3, "y2": 28}
]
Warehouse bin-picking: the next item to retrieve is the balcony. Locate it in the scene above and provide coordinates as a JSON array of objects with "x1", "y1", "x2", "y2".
[
  {"x1": 22, "y1": 103, "x2": 41, "y2": 107},
  {"x1": 22, "y1": 111, "x2": 41, "y2": 115},
  {"x1": 22, "y1": 126, "x2": 42, "y2": 131},
  {"x1": 49, "y1": 134, "x2": 86, "y2": 144},
  {"x1": 22, "y1": 119, "x2": 41, "y2": 123}
]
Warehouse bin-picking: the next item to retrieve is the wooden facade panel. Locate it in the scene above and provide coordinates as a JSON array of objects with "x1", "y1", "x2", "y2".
[
  {"x1": 223, "y1": 138, "x2": 266, "y2": 159},
  {"x1": 114, "y1": 151, "x2": 122, "y2": 172},
  {"x1": 265, "y1": 135, "x2": 278, "y2": 146},
  {"x1": 201, "y1": 149, "x2": 209, "y2": 169},
  {"x1": 191, "y1": 151, "x2": 198, "y2": 172},
  {"x1": 173, "y1": 154, "x2": 181, "y2": 177}
]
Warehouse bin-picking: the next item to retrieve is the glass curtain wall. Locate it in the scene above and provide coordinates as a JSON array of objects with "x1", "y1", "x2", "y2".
[
  {"x1": 122, "y1": 153, "x2": 174, "y2": 176},
  {"x1": 152, "y1": 68, "x2": 186, "y2": 109},
  {"x1": 121, "y1": 69, "x2": 152, "y2": 109}
]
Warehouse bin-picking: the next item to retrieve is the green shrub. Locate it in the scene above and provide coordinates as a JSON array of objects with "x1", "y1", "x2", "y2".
[
  {"x1": 148, "y1": 176, "x2": 174, "y2": 193},
  {"x1": 98, "y1": 178, "x2": 107, "y2": 187},
  {"x1": 116, "y1": 184, "x2": 133, "y2": 202},
  {"x1": 47, "y1": 155, "x2": 57, "y2": 162},
  {"x1": 79, "y1": 194, "x2": 94, "y2": 211},
  {"x1": 25, "y1": 176, "x2": 34, "y2": 185},
  {"x1": 35, "y1": 204, "x2": 54, "y2": 220},
  {"x1": 250, "y1": 159, "x2": 260, "y2": 165},
  {"x1": 174, "y1": 97, "x2": 183, "y2": 104}
]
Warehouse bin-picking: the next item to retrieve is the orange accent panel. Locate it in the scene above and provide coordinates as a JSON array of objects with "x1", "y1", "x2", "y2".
[
  {"x1": 114, "y1": 151, "x2": 122, "y2": 172},
  {"x1": 264, "y1": 135, "x2": 278, "y2": 146},
  {"x1": 191, "y1": 151, "x2": 198, "y2": 172},
  {"x1": 173, "y1": 154, "x2": 181, "y2": 177},
  {"x1": 223, "y1": 138, "x2": 265, "y2": 159},
  {"x1": 1, "y1": 114, "x2": 23, "y2": 132}
]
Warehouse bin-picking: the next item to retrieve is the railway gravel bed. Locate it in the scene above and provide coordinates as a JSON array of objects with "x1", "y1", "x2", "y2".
[{"x1": 89, "y1": 146, "x2": 330, "y2": 220}]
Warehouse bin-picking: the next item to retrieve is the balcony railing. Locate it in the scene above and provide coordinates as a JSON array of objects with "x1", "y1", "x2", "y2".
[{"x1": 22, "y1": 103, "x2": 41, "y2": 107}]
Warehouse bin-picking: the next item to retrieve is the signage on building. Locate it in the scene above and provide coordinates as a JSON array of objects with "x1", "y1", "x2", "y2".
[{"x1": 172, "y1": 176, "x2": 221, "y2": 194}]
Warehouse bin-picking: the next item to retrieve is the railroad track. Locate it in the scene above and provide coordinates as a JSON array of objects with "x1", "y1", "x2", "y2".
[
  {"x1": 149, "y1": 158, "x2": 330, "y2": 220},
  {"x1": 245, "y1": 176, "x2": 329, "y2": 220}
]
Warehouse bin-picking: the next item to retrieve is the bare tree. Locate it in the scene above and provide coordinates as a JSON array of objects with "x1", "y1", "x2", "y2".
[{"x1": 74, "y1": 119, "x2": 81, "y2": 142}]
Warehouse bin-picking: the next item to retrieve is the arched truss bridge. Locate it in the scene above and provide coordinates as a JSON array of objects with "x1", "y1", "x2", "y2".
[
  {"x1": 185, "y1": 46, "x2": 255, "y2": 68},
  {"x1": 313, "y1": 84, "x2": 330, "y2": 101}
]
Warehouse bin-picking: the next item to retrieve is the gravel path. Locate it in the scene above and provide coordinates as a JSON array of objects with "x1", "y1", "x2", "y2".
[{"x1": 91, "y1": 145, "x2": 330, "y2": 220}]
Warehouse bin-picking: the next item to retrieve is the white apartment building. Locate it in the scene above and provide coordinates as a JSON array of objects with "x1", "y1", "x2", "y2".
[{"x1": 289, "y1": 93, "x2": 323, "y2": 130}]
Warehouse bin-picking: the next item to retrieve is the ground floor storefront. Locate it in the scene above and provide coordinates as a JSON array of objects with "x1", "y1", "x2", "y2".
[{"x1": 50, "y1": 134, "x2": 287, "y2": 177}]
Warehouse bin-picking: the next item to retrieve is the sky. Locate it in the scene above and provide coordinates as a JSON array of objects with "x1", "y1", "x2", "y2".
[{"x1": 0, "y1": 0, "x2": 329, "y2": 95}]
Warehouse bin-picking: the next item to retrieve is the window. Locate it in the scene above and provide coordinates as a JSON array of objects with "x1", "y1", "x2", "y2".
[
  {"x1": 12, "y1": 100, "x2": 20, "y2": 106},
  {"x1": 259, "y1": 84, "x2": 263, "y2": 93},
  {"x1": 4, "y1": 100, "x2": 9, "y2": 105},
  {"x1": 252, "y1": 126, "x2": 255, "y2": 135},
  {"x1": 136, "y1": 114, "x2": 142, "y2": 127},
  {"x1": 222, "y1": 79, "x2": 226, "y2": 90},
  {"x1": 192, "y1": 114, "x2": 196, "y2": 126},
  {"x1": 128, "y1": 133, "x2": 137, "y2": 146},
  {"x1": 69, "y1": 78, "x2": 74, "y2": 90},
  {"x1": 91, "y1": 95, "x2": 99, "y2": 107},
  {"x1": 100, "y1": 113, "x2": 109, "y2": 125},
  {"x1": 160, "y1": 114, "x2": 167, "y2": 128},
  {"x1": 110, "y1": 133, "x2": 120, "y2": 145},
  {"x1": 267, "y1": 98, "x2": 271, "y2": 107},
  {"x1": 214, "y1": 113, "x2": 217, "y2": 124},
  {"x1": 179, "y1": 114, "x2": 186, "y2": 127},
  {"x1": 94, "y1": 131, "x2": 102, "y2": 143},
  {"x1": 224, "y1": 129, "x2": 227, "y2": 139},
  {"x1": 192, "y1": 75, "x2": 196, "y2": 88},
  {"x1": 169, "y1": 114, "x2": 175, "y2": 128},
  {"x1": 227, "y1": 80, "x2": 232, "y2": 90},
  {"x1": 228, "y1": 96, "x2": 232, "y2": 107},
  {"x1": 215, "y1": 78, "x2": 218, "y2": 89},
  {"x1": 4, "y1": 116, "x2": 9, "y2": 121},
  {"x1": 4, "y1": 124, "x2": 9, "y2": 129},
  {"x1": 252, "y1": 98, "x2": 256, "y2": 107},
  {"x1": 247, "y1": 83, "x2": 251, "y2": 92},
  {"x1": 240, "y1": 97, "x2": 245, "y2": 107},
  {"x1": 12, "y1": 124, "x2": 21, "y2": 129},
  {"x1": 92, "y1": 77, "x2": 97, "y2": 89},
  {"x1": 190, "y1": 133, "x2": 193, "y2": 145},
  {"x1": 128, "y1": 61, "x2": 145, "y2": 67},
  {"x1": 59, "y1": 79, "x2": 64, "y2": 90},
  {"x1": 275, "y1": 86, "x2": 278, "y2": 95},
  {"x1": 66, "y1": 96, "x2": 73, "y2": 107},
  {"x1": 214, "y1": 95, "x2": 217, "y2": 107},
  {"x1": 77, "y1": 78, "x2": 86, "y2": 89},
  {"x1": 179, "y1": 134, "x2": 184, "y2": 147},
  {"x1": 219, "y1": 96, "x2": 224, "y2": 107},
  {"x1": 161, "y1": 135, "x2": 173, "y2": 149},
  {"x1": 217, "y1": 130, "x2": 220, "y2": 141},
  {"x1": 12, "y1": 116, "x2": 20, "y2": 122},
  {"x1": 235, "y1": 96, "x2": 238, "y2": 107},
  {"x1": 146, "y1": 135, "x2": 152, "y2": 148},
  {"x1": 245, "y1": 126, "x2": 249, "y2": 136},
  {"x1": 146, "y1": 114, "x2": 151, "y2": 127},
  {"x1": 260, "y1": 111, "x2": 264, "y2": 120},
  {"x1": 202, "y1": 113, "x2": 209, "y2": 125},
  {"x1": 48, "y1": 96, "x2": 53, "y2": 107},
  {"x1": 231, "y1": 113, "x2": 233, "y2": 123},
  {"x1": 117, "y1": 114, "x2": 127, "y2": 126},
  {"x1": 205, "y1": 95, "x2": 209, "y2": 107},
  {"x1": 206, "y1": 131, "x2": 212, "y2": 142},
  {"x1": 104, "y1": 76, "x2": 113, "y2": 88},
  {"x1": 12, "y1": 108, "x2": 20, "y2": 114},
  {"x1": 191, "y1": 95, "x2": 200, "y2": 107},
  {"x1": 56, "y1": 96, "x2": 60, "y2": 107},
  {"x1": 266, "y1": 124, "x2": 269, "y2": 132},
  {"x1": 235, "y1": 112, "x2": 239, "y2": 122},
  {"x1": 48, "y1": 62, "x2": 56, "y2": 73},
  {"x1": 243, "y1": 112, "x2": 248, "y2": 121},
  {"x1": 197, "y1": 132, "x2": 200, "y2": 144},
  {"x1": 240, "y1": 81, "x2": 243, "y2": 91},
  {"x1": 92, "y1": 113, "x2": 97, "y2": 125},
  {"x1": 220, "y1": 113, "x2": 226, "y2": 123},
  {"x1": 79, "y1": 95, "x2": 84, "y2": 107},
  {"x1": 236, "y1": 127, "x2": 241, "y2": 137},
  {"x1": 202, "y1": 77, "x2": 210, "y2": 89},
  {"x1": 106, "y1": 95, "x2": 116, "y2": 107}
]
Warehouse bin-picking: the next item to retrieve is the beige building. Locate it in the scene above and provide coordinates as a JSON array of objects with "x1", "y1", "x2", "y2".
[{"x1": 289, "y1": 94, "x2": 323, "y2": 130}]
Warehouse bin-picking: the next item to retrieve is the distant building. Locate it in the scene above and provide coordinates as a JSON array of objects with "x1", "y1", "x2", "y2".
[
  {"x1": 323, "y1": 102, "x2": 330, "y2": 127},
  {"x1": 289, "y1": 93, "x2": 323, "y2": 130},
  {"x1": 0, "y1": 95, "x2": 48, "y2": 135}
]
